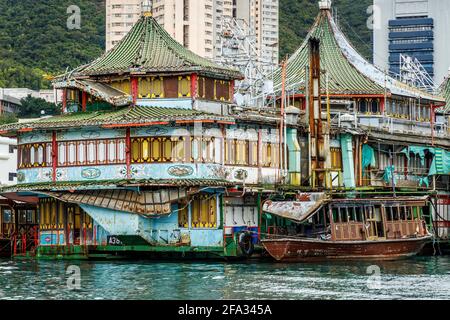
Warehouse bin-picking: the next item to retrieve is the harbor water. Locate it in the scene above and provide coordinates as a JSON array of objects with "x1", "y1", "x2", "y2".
[{"x1": 0, "y1": 256, "x2": 449, "y2": 300}]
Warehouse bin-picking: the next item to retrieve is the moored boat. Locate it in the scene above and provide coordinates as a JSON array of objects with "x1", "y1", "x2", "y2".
[{"x1": 262, "y1": 196, "x2": 433, "y2": 262}]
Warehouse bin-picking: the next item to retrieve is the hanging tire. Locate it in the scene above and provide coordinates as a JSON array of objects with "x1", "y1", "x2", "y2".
[{"x1": 238, "y1": 231, "x2": 254, "y2": 258}]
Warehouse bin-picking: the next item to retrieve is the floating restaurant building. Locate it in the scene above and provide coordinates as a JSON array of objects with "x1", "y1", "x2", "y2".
[{"x1": 0, "y1": 1, "x2": 448, "y2": 259}]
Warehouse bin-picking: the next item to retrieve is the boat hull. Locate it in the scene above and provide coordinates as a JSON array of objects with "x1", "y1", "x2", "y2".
[{"x1": 262, "y1": 236, "x2": 432, "y2": 262}]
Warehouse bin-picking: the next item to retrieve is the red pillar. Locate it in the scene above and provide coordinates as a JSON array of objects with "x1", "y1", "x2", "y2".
[
  {"x1": 190, "y1": 73, "x2": 198, "y2": 101},
  {"x1": 380, "y1": 97, "x2": 385, "y2": 115},
  {"x1": 131, "y1": 77, "x2": 138, "y2": 106},
  {"x1": 62, "y1": 89, "x2": 67, "y2": 113},
  {"x1": 52, "y1": 131, "x2": 58, "y2": 182},
  {"x1": 125, "y1": 128, "x2": 131, "y2": 179},
  {"x1": 81, "y1": 91, "x2": 87, "y2": 112},
  {"x1": 230, "y1": 80, "x2": 235, "y2": 102}
]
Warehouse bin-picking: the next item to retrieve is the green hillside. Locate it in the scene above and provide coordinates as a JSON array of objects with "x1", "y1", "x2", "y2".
[
  {"x1": 0, "y1": 0, "x2": 372, "y2": 89},
  {"x1": 280, "y1": 0, "x2": 373, "y2": 60},
  {"x1": 0, "y1": 0, "x2": 105, "y2": 89}
]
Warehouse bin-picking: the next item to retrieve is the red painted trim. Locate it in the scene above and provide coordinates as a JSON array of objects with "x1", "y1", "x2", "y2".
[
  {"x1": 102, "y1": 121, "x2": 170, "y2": 128},
  {"x1": 131, "y1": 77, "x2": 138, "y2": 106},
  {"x1": 0, "y1": 130, "x2": 8, "y2": 134},
  {"x1": 175, "y1": 120, "x2": 215, "y2": 124},
  {"x1": 435, "y1": 221, "x2": 450, "y2": 228},
  {"x1": 217, "y1": 121, "x2": 236, "y2": 125},
  {"x1": 18, "y1": 128, "x2": 33, "y2": 133},
  {"x1": 52, "y1": 131, "x2": 58, "y2": 182},
  {"x1": 81, "y1": 91, "x2": 87, "y2": 112},
  {"x1": 230, "y1": 80, "x2": 235, "y2": 101},
  {"x1": 125, "y1": 128, "x2": 131, "y2": 180},
  {"x1": 190, "y1": 73, "x2": 198, "y2": 101}
]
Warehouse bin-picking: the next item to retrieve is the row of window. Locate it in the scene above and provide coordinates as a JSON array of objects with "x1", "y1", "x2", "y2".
[
  {"x1": 39, "y1": 198, "x2": 92, "y2": 230},
  {"x1": 331, "y1": 205, "x2": 422, "y2": 224},
  {"x1": 131, "y1": 136, "x2": 280, "y2": 168},
  {"x1": 353, "y1": 99, "x2": 432, "y2": 122},
  {"x1": 107, "y1": 76, "x2": 232, "y2": 101},
  {"x1": 365, "y1": 148, "x2": 431, "y2": 176},
  {"x1": 18, "y1": 137, "x2": 282, "y2": 169},
  {"x1": 18, "y1": 143, "x2": 53, "y2": 168},
  {"x1": 18, "y1": 139, "x2": 127, "y2": 168}
]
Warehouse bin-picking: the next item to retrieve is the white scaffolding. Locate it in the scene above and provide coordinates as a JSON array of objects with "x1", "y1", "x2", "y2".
[
  {"x1": 399, "y1": 54, "x2": 436, "y2": 94},
  {"x1": 215, "y1": 17, "x2": 275, "y2": 107}
]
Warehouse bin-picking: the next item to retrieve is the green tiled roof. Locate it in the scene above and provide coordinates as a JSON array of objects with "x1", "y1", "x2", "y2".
[
  {"x1": 72, "y1": 14, "x2": 241, "y2": 80},
  {"x1": 438, "y1": 76, "x2": 450, "y2": 113},
  {"x1": 272, "y1": 8, "x2": 444, "y2": 102},
  {"x1": 0, "y1": 179, "x2": 237, "y2": 193},
  {"x1": 0, "y1": 106, "x2": 235, "y2": 132},
  {"x1": 272, "y1": 10, "x2": 384, "y2": 96}
]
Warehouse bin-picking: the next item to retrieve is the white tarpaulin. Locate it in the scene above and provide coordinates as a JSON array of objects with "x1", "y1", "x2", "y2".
[{"x1": 262, "y1": 193, "x2": 329, "y2": 223}]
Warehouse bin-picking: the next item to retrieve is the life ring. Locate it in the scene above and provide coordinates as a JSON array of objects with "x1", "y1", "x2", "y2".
[{"x1": 238, "y1": 231, "x2": 254, "y2": 257}]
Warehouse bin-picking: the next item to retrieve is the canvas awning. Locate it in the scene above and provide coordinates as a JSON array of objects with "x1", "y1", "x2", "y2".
[
  {"x1": 262, "y1": 193, "x2": 329, "y2": 223},
  {"x1": 42, "y1": 188, "x2": 188, "y2": 216}
]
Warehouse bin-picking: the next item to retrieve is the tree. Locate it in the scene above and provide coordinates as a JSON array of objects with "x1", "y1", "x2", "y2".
[
  {"x1": 0, "y1": 113, "x2": 18, "y2": 125},
  {"x1": 19, "y1": 95, "x2": 61, "y2": 118}
]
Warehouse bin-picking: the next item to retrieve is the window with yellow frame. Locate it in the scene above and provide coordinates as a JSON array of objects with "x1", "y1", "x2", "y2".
[
  {"x1": 178, "y1": 76, "x2": 191, "y2": 98},
  {"x1": 138, "y1": 77, "x2": 165, "y2": 98},
  {"x1": 190, "y1": 195, "x2": 217, "y2": 229},
  {"x1": 178, "y1": 203, "x2": 189, "y2": 228},
  {"x1": 111, "y1": 79, "x2": 131, "y2": 94}
]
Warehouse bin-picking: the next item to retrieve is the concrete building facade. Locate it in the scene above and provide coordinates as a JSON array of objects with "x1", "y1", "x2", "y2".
[
  {"x1": 105, "y1": 0, "x2": 279, "y2": 66},
  {"x1": 106, "y1": 0, "x2": 142, "y2": 51},
  {"x1": 235, "y1": 0, "x2": 279, "y2": 68},
  {"x1": 0, "y1": 137, "x2": 17, "y2": 186},
  {"x1": 373, "y1": 0, "x2": 450, "y2": 85},
  {"x1": 0, "y1": 90, "x2": 21, "y2": 115},
  {"x1": 0, "y1": 88, "x2": 62, "y2": 105}
]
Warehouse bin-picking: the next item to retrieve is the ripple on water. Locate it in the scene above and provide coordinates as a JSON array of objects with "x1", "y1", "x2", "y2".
[{"x1": 0, "y1": 257, "x2": 449, "y2": 300}]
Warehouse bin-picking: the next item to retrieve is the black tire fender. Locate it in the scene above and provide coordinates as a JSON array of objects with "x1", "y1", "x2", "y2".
[{"x1": 238, "y1": 231, "x2": 254, "y2": 257}]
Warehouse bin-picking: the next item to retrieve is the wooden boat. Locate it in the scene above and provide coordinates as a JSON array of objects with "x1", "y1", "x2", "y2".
[{"x1": 261, "y1": 196, "x2": 433, "y2": 262}]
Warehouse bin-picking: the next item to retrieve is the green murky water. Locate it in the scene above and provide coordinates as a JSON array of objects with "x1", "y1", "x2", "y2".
[{"x1": 0, "y1": 257, "x2": 449, "y2": 300}]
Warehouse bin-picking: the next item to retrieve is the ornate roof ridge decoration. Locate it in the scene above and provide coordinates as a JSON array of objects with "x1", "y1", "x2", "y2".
[
  {"x1": 54, "y1": 78, "x2": 132, "y2": 107},
  {"x1": 438, "y1": 74, "x2": 450, "y2": 113},
  {"x1": 0, "y1": 179, "x2": 236, "y2": 193},
  {"x1": 0, "y1": 106, "x2": 236, "y2": 133},
  {"x1": 57, "y1": 14, "x2": 242, "y2": 80},
  {"x1": 272, "y1": 6, "x2": 444, "y2": 102}
]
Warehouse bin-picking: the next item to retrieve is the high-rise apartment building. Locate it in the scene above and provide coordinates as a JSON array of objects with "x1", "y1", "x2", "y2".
[
  {"x1": 235, "y1": 0, "x2": 279, "y2": 69},
  {"x1": 105, "y1": 0, "x2": 279, "y2": 66},
  {"x1": 373, "y1": 0, "x2": 450, "y2": 85},
  {"x1": 106, "y1": 0, "x2": 142, "y2": 51}
]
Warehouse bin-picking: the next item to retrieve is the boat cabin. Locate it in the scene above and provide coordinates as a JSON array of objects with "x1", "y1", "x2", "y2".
[{"x1": 264, "y1": 196, "x2": 430, "y2": 242}]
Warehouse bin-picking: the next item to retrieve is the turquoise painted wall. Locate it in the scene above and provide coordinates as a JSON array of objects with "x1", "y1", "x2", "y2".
[
  {"x1": 80, "y1": 194, "x2": 223, "y2": 247},
  {"x1": 340, "y1": 133, "x2": 356, "y2": 189}
]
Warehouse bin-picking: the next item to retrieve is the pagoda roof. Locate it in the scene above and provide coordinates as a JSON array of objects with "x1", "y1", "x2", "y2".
[
  {"x1": 272, "y1": 7, "x2": 444, "y2": 102},
  {"x1": 0, "y1": 106, "x2": 235, "y2": 134},
  {"x1": 64, "y1": 14, "x2": 242, "y2": 80}
]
